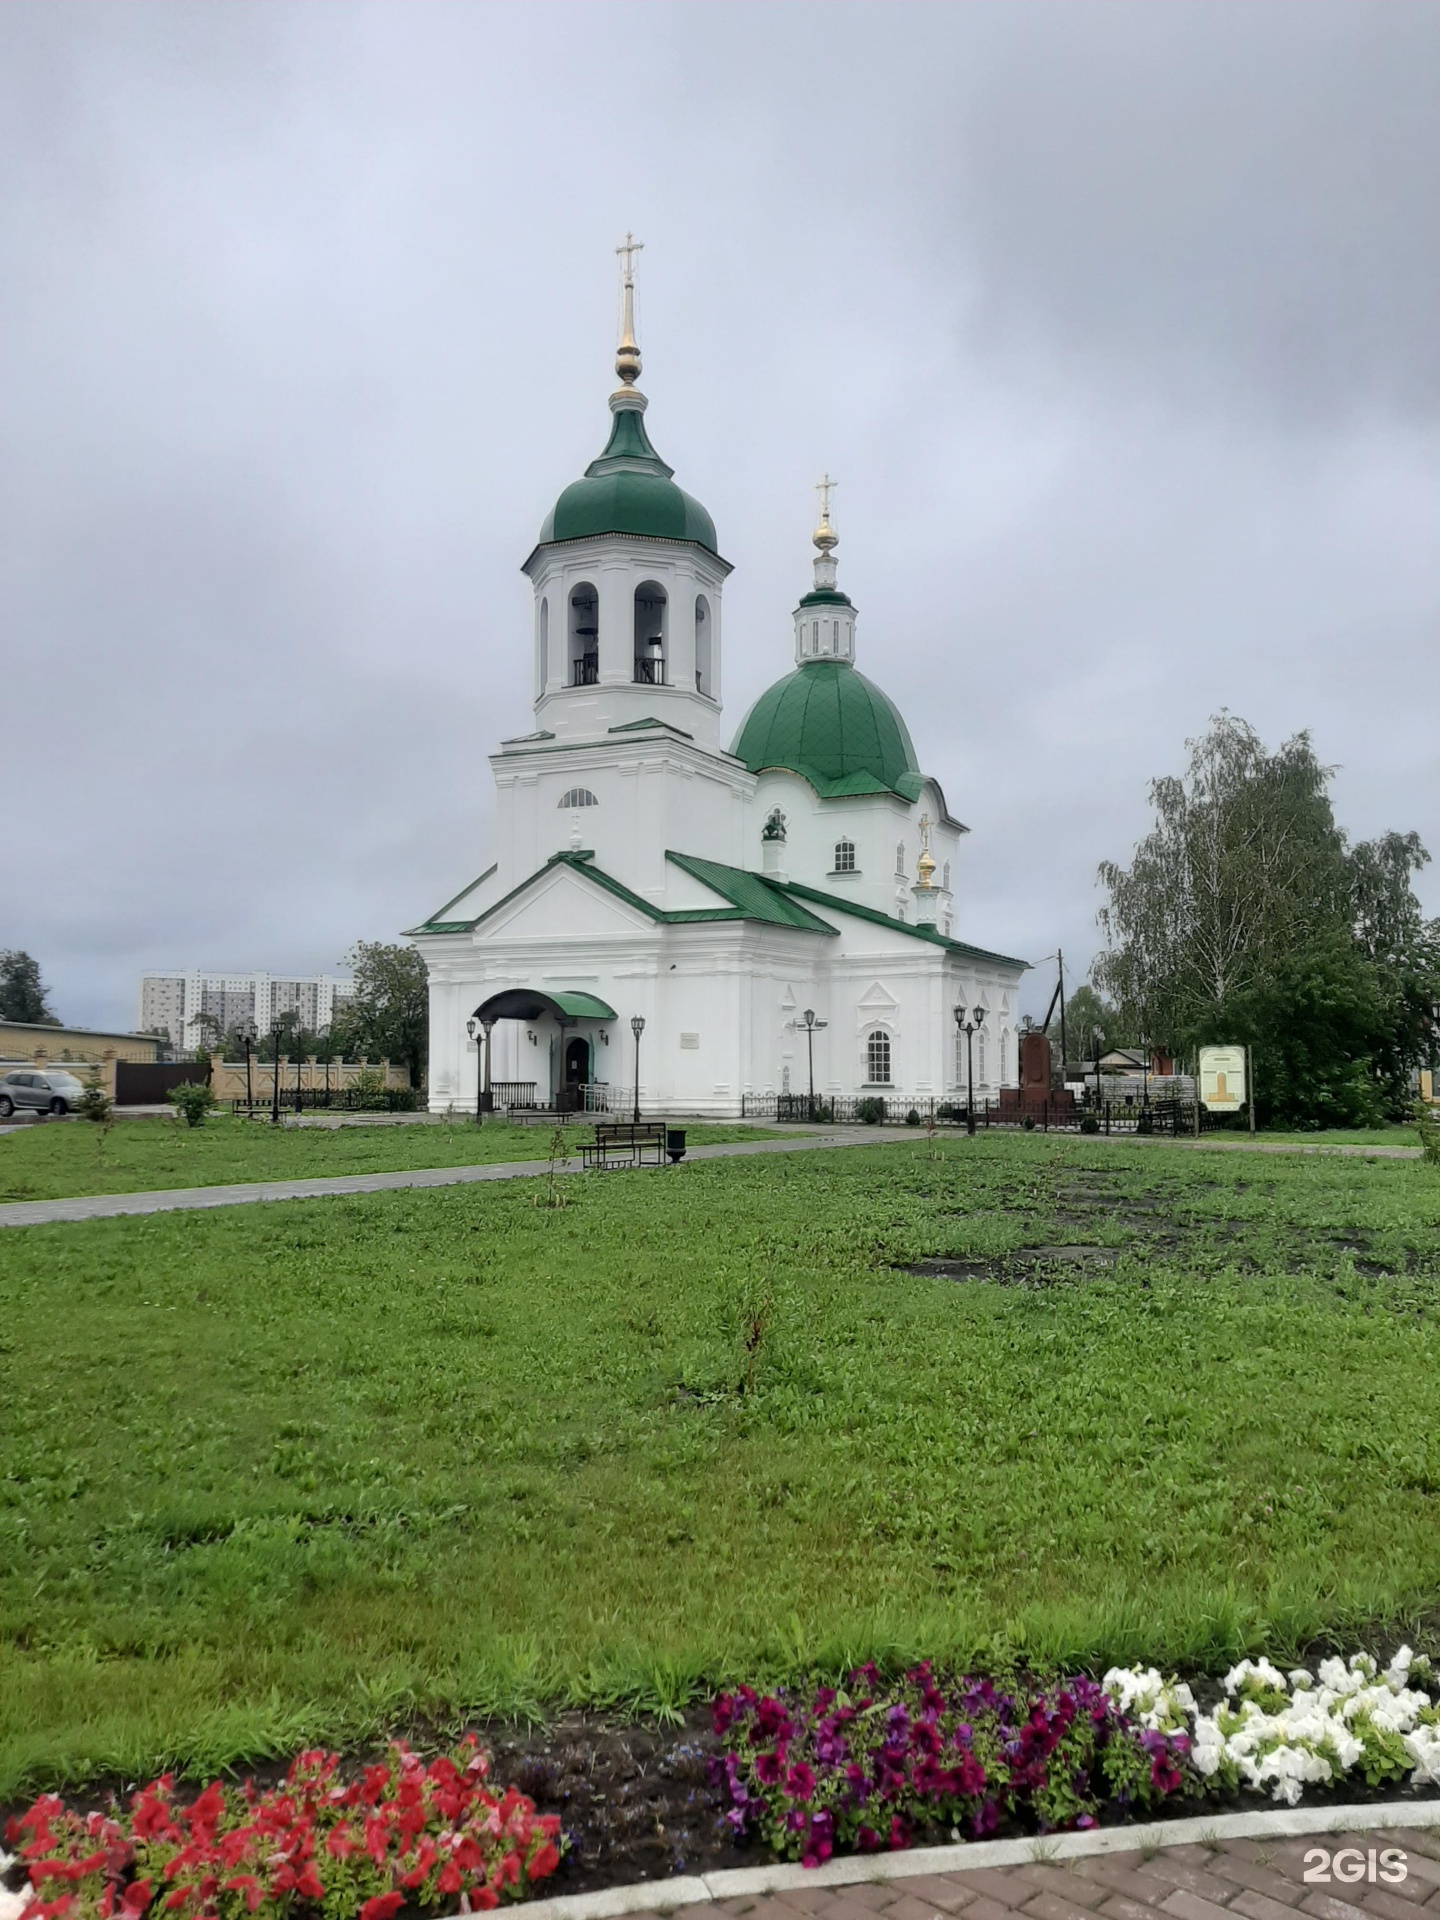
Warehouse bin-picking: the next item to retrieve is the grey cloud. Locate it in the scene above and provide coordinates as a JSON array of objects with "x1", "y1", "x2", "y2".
[{"x1": 1, "y1": 1, "x2": 1435, "y2": 1033}]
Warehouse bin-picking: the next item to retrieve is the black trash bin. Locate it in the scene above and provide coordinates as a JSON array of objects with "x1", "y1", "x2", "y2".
[{"x1": 666, "y1": 1128, "x2": 687, "y2": 1164}]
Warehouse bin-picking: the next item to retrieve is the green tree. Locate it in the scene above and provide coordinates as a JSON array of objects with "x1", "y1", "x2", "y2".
[
  {"x1": 1063, "y1": 983, "x2": 1129, "y2": 1059},
  {"x1": 1348, "y1": 830, "x2": 1440, "y2": 1108},
  {"x1": 331, "y1": 942, "x2": 428, "y2": 1088},
  {"x1": 1096, "y1": 714, "x2": 1350, "y2": 1040},
  {"x1": 0, "y1": 950, "x2": 59, "y2": 1024},
  {"x1": 1094, "y1": 713, "x2": 1432, "y2": 1127}
]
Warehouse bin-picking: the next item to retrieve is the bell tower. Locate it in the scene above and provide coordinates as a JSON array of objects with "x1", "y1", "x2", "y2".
[{"x1": 522, "y1": 238, "x2": 732, "y2": 748}]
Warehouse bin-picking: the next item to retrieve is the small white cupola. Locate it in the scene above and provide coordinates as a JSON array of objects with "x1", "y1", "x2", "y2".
[{"x1": 793, "y1": 473, "x2": 857, "y2": 665}]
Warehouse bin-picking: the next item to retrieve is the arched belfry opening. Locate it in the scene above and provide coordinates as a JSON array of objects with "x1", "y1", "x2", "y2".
[
  {"x1": 569, "y1": 585, "x2": 598, "y2": 686},
  {"x1": 694, "y1": 594, "x2": 712, "y2": 695},
  {"x1": 634, "y1": 582, "x2": 667, "y2": 684}
]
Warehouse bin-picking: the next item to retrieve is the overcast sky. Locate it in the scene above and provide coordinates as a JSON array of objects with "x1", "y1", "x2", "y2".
[{"x1": 3, "y1": 0, "x2": 1437, "y2": 1033}]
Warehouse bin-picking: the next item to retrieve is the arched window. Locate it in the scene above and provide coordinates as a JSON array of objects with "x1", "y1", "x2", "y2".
[
  {"x1": 568, "y1": 585, "x2": 598, "y2": 686},
  {"x1": 895, "y1": 841, "x2": 906, "y2": 877},
  {"x1": 833, "y1": 839, "x2": 856, "y2": 873},
  {"x1": 634, "y1": 581, "x2": 667, "y2": 684},
  {"x1": 695, "y1": 595, "x2": 712, "y2": 696},
  {"x1": 1000, "y1": 1026, "x2": 1011, "y2": 1085},
  {"x1": 866, "y1": 1030, "x2": 892, "y2": 1085},
  {"x1": 942, "y1": 860, "x2": 951, "y2": 891},
  {"x1": 538, "y1": 597, "x2": 549, "y2": 694},
  {"x1": 977, "y1": 1030, "x2": 988, "y2": 1085},
  {"x1": 558, "y1": 788, "x2": 598, "y2": 809}
]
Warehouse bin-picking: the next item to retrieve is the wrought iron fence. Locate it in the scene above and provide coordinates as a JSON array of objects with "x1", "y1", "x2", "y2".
[
  {"x1": 230, "y1": 1084, "x2": 418, "y2": 1115},
  {"x1": 740, "y1": 1090, "x2": 1207, "y2": 1134}
]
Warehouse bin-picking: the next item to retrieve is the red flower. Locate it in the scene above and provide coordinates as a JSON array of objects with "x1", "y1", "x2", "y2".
[
  {"x1": 529, "y1": 1841, "x2": 560, "y2": 1879},
  {"x1": 357, "y1": 1896, "x2": 404, "y2": 1920}
]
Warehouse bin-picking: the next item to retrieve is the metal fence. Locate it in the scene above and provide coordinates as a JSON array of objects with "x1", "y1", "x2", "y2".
[
  {"x1": 741, "y1": 1090, "x2": 1208, "y2": 1134},
  {"x1": 230, "y1": 1085, "x2": 419, "y2": 1115}
]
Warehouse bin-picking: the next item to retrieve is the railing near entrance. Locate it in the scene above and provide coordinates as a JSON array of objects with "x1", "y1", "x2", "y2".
[
  {"x1": 490, "y1": 1081, "x2": 538, "y2": 1110},
  {"x1": 580, "y1": 1082, "x2": 632, "y2": 1114},
  {"x1": 741, "y1": 1091, "x2": 1208, "y2": 1134}
]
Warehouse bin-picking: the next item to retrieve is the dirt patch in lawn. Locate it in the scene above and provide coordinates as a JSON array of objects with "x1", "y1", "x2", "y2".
[{"x1": 898, "y1": 1246, "x2": 1121, "y2": 1284}]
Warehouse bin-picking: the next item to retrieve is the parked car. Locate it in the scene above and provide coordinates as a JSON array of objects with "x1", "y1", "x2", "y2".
[{"x1": 0, "y1": 1069, "x2": 87, "y2": 1117}]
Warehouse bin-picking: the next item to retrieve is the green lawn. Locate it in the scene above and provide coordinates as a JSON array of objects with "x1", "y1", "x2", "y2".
[
  {"x1": 0, "y1": 1116, "x2": 784, "y2": 1203},
  {"x1": 3, "y1": 1133, "x2": 1439, "y2": 1796},
  {"x1": 1246, "y1": 1126, "x2": 1421, "y2": 1148}
]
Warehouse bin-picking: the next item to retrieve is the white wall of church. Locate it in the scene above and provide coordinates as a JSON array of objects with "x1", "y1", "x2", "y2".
[
  {"x1": 418, "y1": 867, "x2": 1022, "y2": 1119},
  {"x1": 489, "y1": 736, "x2": 754, "y2": 899},
  {"x1": 748, "y1": 771, "x2": 964, "y2": 923}
]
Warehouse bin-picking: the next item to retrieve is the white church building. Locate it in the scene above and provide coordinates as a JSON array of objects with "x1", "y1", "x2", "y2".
[{"x1": 412, "y1": 253, "x2": 1026, "y2": 1118}]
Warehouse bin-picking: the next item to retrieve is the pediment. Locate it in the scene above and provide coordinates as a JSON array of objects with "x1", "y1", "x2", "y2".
[
  {"x1": 857, "y1": 979, "x2": 899, "y2": 1010},
  {"x1": 476, "y1": 864, "x2": 655, "y2": 942}
]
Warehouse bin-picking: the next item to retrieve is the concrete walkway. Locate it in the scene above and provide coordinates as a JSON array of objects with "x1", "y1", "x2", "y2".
[
  {"x1": 625, "y1": 1827, "x2": 1440, "y2": 1920},
  {"x1": 0, "y1": 1125, "x2": 1420, "y2": 1232}
]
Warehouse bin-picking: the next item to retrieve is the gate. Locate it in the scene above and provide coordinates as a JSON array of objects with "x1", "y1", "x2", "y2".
[{"x1": 114, "y1": 1061, "x2": 209, "y2": 1106}]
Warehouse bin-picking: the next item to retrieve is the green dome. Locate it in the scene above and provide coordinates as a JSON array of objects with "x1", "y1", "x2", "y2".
[
  {"x1": 731, "y1": 658, "x2": 925, "y2": 802},
  {"x1": 536, "y1": 398, "x2": 718, "y2": 554}
]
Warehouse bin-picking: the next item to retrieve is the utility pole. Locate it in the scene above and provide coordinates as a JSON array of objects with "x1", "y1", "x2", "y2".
[{"x1": 1057, "y1": 948, "x2": 1068, "y2": 1075}]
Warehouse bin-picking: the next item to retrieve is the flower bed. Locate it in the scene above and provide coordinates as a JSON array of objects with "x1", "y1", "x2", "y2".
[
  {"x1": 3, "y1": 1741, "x2": 561, "y2": 1920},
  {"x1": 714, "y1": 1650, "x2": 1440, "y2": 1864},
  {"x1": 1110, "y1": 1649, "x2": 1440, "y2": 1807},
  {"x1": 5, "y1": 1650, "x2": 1439, "y2": 1916},
  {"x1": 713, "y1": 1662, "x2": 1192, "y2": 1865}
]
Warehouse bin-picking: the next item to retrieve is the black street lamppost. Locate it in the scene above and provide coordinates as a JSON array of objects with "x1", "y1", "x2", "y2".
[
  {"x1": 630, "y1": 1015, "x2": 646, "y2": 1122},
  {"x1": 1092, "y1": 1026, "x2": 1105, "y2": 1115},
  {"x1": 239, "y1": 1022, "x2": 256, "y2": 1117},
  {"x1": 466, "y1": 1017, "x2": 484, "y2": 1124},
  {"x1": 269, "y1": 1015, "x2": 285, "y2": 1126},
  {"x1": 786, "y1": 1008, "x2": 828, "y2": 1120},
  {"x1": 953, "y1": 1002, "x2": 987, "y2": 1137}
]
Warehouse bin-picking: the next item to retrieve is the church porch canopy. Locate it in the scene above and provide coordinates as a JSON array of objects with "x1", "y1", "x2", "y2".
[{"x1": 471, "y1": 988, "x2": 617, "y2": 1026}]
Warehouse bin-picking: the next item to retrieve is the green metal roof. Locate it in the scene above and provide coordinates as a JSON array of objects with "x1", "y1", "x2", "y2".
[
  {"x1": 549, "y1": 991, "x2": 617, "y2": 1020},
  {"x1": 730, "y1": 658, "x2": 924, "y2": 802},
  {"x1": 664, "y1": 853, "x2": 839, "y2": 932},
  {"x1": 409, "y1": 848, "x2": 1026, "y2": 969},
  {"x1": 534, "y1": 402, "x2": 718, "y2": 555},
  {"x1": 774, "y1": 877, "x2": 1029, "y2": 967}
]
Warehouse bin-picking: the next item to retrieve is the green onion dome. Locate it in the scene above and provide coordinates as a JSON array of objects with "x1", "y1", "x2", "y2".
[
  {"x1": 731, "y1": 657, "x2": 924, "y2": 802},
  {"x1": 536, "y1": 396, "x2": 718, "y2": 553}
]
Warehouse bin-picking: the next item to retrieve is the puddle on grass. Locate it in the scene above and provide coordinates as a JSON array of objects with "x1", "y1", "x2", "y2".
[{"x1": 899, "y1": 1246, "x2": 1121, "y2": 1284}]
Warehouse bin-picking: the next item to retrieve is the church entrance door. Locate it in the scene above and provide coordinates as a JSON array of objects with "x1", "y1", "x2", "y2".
[{"x1": 562, "y1": 1036, "x2": 590, "y2": 1112}]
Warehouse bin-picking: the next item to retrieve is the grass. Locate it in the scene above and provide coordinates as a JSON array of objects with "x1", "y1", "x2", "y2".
[
  {"x1": 0, "y1": 1116, "x2": 786, "y2": 1203},
  {"x1": 3, "y1": 1132, "x2": 1439, "y2": 1796},
  {"x1": 1248, "y1": 1126, "x2": 1421, "y2": 1148}
]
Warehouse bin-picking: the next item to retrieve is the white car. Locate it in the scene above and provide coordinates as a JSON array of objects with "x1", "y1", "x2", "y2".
[{"x1": 0, "y1": 1069, "x2": 87, "y2": 1116}]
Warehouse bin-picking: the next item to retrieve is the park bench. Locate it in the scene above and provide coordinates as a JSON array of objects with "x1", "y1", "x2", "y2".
[{"x1": 580, "y1": 1121, "x2": 685, "y2": 1169}]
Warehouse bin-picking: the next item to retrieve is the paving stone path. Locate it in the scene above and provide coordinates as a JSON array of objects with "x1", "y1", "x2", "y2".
[{"x1": 639, "y1": 1830, "x2": 1440, "y2": 1920}]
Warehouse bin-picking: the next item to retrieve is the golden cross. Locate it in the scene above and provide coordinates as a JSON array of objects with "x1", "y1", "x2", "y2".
[
  {"x1": 815, "y1": 472, "x2": 837, "y2": 521},
  {"x1": 918, "y1": 811, "x2": 932, "y2": 851},
  {"x1": 616, "y1": 231, "x2": 644, "y2": 287}
]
